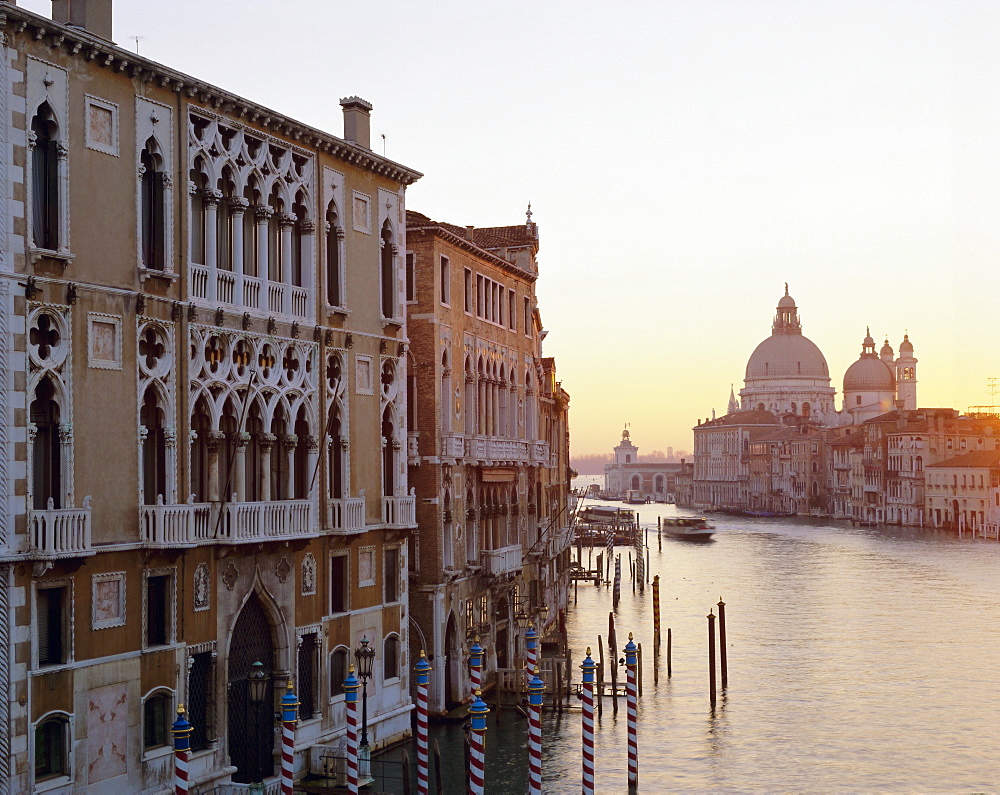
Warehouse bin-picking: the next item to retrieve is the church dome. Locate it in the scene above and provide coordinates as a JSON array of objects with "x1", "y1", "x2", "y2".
[
  {"x1": 745, "y1": 334, "x2": 830, "y2": 379},
  {"x1": 777, "y1": 293, "x2": 796, "y2": 308},
  {"x1": 899, "y1": 334, "x2": 913, "y2": 354},
  {"x1": 844, "y1": 355, "x2": 895, "y2": 391},
  {"x1": 880, "y1": 339, "x2": 893, "y2": 357}
]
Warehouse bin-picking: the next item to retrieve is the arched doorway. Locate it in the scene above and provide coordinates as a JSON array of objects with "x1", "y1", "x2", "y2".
[
  {"x1": 228, "y1": 593, "x2": 276, "y2": 784},
  {"x1": 444, "y1": 612, "x2": 459, "y2": 708}
]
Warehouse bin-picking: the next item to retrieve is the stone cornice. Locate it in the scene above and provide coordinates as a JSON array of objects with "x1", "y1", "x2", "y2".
[
  {"x1": 408, "y1": 224, "x2": 537, "y2": 283},
  {"x1": 0, "y1": 6, "x2": 423, "y2": 186}
]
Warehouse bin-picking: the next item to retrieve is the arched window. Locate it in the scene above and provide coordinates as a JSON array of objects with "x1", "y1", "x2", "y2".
[
  {"x1": 268, "y1": 188, "x2": 283, "y2": 282},
  {"x1": 382, "y1": 407, "x2": 395, "y2": 497},
  {"x1": 140, "y1": 138, "x2": 166, "y2": 270},
  {"x1": 915, "y1": 456, "x2": 923, "y2": 472},
  {"x1": 383, "y1": 634, "x2": 400, "y2": 681},
  {"x1": 189, "y1": 164, "x2": 207, "y2": 265},
  {"x1": 330, "y1": 646, "x2": 349, "y2": 697},
  {"x1": 802, "y1": 402, "x2": 811, "y2": 419},
  {"x1": 293, "y1": 407, "x2": 310, "y2": 499},
  {"x1": 30, "y1": 377, "x2": 61, "y2": 510},
  {"x1": 31, "y1": 104, "x2": 60, "y2": 251},
  {"x1": 34, "y1": 713, "x2": 69, "y2": 781},
  {"x1": 380, "y1": 220, "x2": 395, "y2": 318},
  {"x1": 242, "y1": 184, "x2": 258, "y2": 277},
  {"x1": 291, "y1": 193, "x2": 308, "y2": 287},
  {"x1": 326, "y1": 201, "x2": 342, "y2": 306},
  {"x1": 143, "y1": 691, "x2": 172, "y2": 750},
  {"x1": 190, "y1": 400, "x2": 211, "y2": 502},
  {"x1": 140, "y1": 386, "x2": 167, "y2": 505},
  {"x1": 271, "y1": 414, "x2": 288, "y2": 501},
  {"x1": 328, "y1": 406, "x2": 343, "y2": 500}
]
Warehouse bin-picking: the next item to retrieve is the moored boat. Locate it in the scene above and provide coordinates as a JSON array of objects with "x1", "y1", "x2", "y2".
[{"x1": 662, "y1": 516, "x2": 715, "y2": 541}]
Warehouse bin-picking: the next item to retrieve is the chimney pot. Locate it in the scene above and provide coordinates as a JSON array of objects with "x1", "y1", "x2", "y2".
[
  {"x1": 340, "y1": 96, "x2": 372, "y2": 149},
  {"x1": 52, "y1": 0, "x2": 114, "y2": 40},
  {"x1": 466, "y1": 225, "x2": 475, "y2": 241}
]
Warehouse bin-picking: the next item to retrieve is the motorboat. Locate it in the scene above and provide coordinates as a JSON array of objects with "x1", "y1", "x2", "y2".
[{"x1": 662, "y1": 516, "x2": 715, "y2": 541}]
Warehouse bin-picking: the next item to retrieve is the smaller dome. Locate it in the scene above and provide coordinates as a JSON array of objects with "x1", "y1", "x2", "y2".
[
  {"x1": 844, "y1": 357, "x2": 895, "y2": 392},
  {"x1": 880, "y1": 339, "x2": 893, "y2": 357},
  {"x1": 778, "y1": 293, "x2": 795, "y2": 308},
  {"x1": 899, "y1": 334, "x2": 913, "y2": 354}
]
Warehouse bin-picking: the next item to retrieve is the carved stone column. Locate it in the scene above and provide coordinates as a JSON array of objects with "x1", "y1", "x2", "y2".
[
  {"x1": 259, "y1": 433, "x2": 276, "y2": 502},
  {"x1": 202, "y1": 190, "x2": 222, "y2": 282},
  {"x1": 254, "y1": 205, "x2": 273, "y2": 288},
  {"x1": 279, "y1": 212, "x2": 296, "y2": 315},
  {"x1": 282, "y1": 434, "x2": 298, "y2": 499},
  {"x1": 229, "y1": 197, "x2": 249, "y2": 306},
  {"x1": 205, "y1": 430, "x2": 226, "y2": 503},
  {"x1": 304, "y1": 435, "x2": 319, "y2": 498},
  {"x1": 234, "y1": 431, "x2": 251, "y2": 502}
]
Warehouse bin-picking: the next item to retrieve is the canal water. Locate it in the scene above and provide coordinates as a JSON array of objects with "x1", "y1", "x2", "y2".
[{"x1": 394, "y1": 501, "x2": 1000, "y2": 792}]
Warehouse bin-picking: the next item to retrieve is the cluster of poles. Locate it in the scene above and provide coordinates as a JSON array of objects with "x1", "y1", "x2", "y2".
[{"x1": 170, "y1": 680, "x2": 300, "y2": 794}]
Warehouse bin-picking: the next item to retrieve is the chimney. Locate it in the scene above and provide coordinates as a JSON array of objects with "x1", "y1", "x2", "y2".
[
  {"x1": 465, "y1": 225, "x2": 475, "y2": 241},
  {"x1": 52, "y1": 0, "x2": 114, "y2": 41},
  {"x1": 339, "y1": 96, "x2": 372, "y2": 149}
]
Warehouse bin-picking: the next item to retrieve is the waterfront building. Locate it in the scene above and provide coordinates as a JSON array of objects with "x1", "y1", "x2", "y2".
[
  {"x1": 603, "y1": 427, "x2": 688, "y2": 501},
  {"x1": 405, "y1": 210, "x2": 571, "y2": 713},
  {"x1": 925, "y1": 450, "x2": 1000, "y2": 531},
  {"x1": 0, "y1": 2, "x2": 420, "y2": 790},
  {"x1": 692, "y1": 410, "x2": 778, "y2": 510}
]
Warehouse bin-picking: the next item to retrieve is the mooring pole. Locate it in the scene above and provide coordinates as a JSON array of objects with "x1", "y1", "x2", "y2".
[
  {"x1": 708, "y1": 610, "x2": 717, "y2": 707},
  {"x1": 468, "y1": 691, "x2": 489, "y2": 795},
  {"x1": 652, "y1": 575, "x2": 661, "y2": 645},
  {"x1": 527, "y1": 668, "x2": 544, "y2": 795},
  {"x1": 667, "y1": 627, "x2": 672, "y2": 677},
  {"x1": 717, "y1": 597, "x2": 728, "y2": 689},
  {"x1": 580, "y1": 649, "x2": 597, "y2": 794},
  {"x1": 625, "y1": 634, "x2": 639, "y2": 789}
]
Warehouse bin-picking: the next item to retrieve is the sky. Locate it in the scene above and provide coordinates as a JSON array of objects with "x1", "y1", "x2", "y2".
[{"x1": 21, "y1": 0, "x2": 1000, "y2": 455}]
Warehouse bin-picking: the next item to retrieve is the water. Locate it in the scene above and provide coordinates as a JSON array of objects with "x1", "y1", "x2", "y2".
[{"x1": 396, "y1": 502, "x2": 1000, "y2": 791}]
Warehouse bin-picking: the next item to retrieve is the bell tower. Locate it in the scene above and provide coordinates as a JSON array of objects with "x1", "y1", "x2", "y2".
[
  {"x1": 614, "y1": 426, "x2": 638, "y2": 465},
  {"x1": 895, "y1": 334, "x2": 917, "y2": 410}
]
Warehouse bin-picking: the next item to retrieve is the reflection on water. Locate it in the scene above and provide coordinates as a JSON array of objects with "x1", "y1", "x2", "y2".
[{"x1": 400, "y1": 501, "x2": 1000, "y2": 792}]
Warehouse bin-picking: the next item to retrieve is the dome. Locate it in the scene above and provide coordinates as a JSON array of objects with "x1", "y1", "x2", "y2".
[
  {"x1": 899, "y1": 334, "x2": 913, "y2": 354},
  {"x1": 844, "y1": 356, "x2": 895, "y2": 392},
  {"x1": 745, "y1": 334, "x2": 830, "y2": 380},
  {"x1": 778, "y1": 293, "x2": 796, "y2": 308},
  {"x1": 880, "y1": 339, "x2": 893, "y2": 357}
]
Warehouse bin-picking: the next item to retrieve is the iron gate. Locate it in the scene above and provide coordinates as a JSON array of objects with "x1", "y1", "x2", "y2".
[{"x1": 227, "y1": 594, "x2": 275, "y2": 784}]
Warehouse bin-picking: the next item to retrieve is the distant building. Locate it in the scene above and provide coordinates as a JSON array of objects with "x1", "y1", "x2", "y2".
[
  {"x1": 925, "y1": 449, "x2": 1000, "y2": 531},
  {"x1": 604, "y1": 427, "x2": 688, "y2": 502}
]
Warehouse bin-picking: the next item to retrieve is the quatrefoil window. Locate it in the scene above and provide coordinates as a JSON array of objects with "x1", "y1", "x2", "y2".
[
  {"x1": 327, "y1": 354, "x2": 342, "y2": 390},
  {"x1": 259, "y1": 346, "x2": 276, "y2": 378},
  {"x1": 204, "y1": 336, "x2": 223, "y2": 373},
  {"x1": 381, "y1": 360, "x2": 396, "y2": 396},
  {"x1": 232, "y1": 340, "x2": 252, "y2": 377},
  {"x1": 30, "y1": 313, "x2": 60, "y2": 361},
  {"x1": 282, "y1": 348, "x2": 300, "y2": 380},
  {"x1": 139, "y1": 327, "x2": 165, "y2": 371}
]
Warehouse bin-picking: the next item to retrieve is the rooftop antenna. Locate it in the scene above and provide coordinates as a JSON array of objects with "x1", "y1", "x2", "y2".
[{"x1": 130, "y1": 35, "x2": 144, "y2": 55}]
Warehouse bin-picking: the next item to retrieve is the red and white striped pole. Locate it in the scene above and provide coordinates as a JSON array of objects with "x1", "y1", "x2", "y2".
[
  {"x1": 625, "y1": 633, "x2": 639, "y2": 788},
  {"x1": 469, "y1": 638, "x2": 484, "y2": 701},
  {"x1": 171, "y1": 704, "x2": 192, "y2": 795},
  {"x1": 468, "y1": 689, "x2": 489, "y2": 795},
  {"x1": 527, "y1": 667, "x2": 544, "y2": 795},
  {"x1": 524, "y1": 625, "x2": 538, "y2": 683},
  {"x1": 280, "y1": 680, "x2": 299, "y2": 794},
  {"x1": 580, "y1": 648, "x2": 597, "y2": 794},
  {"x1": 343, "y1": 666, "x2": 360, "y2": 794},
  {"x1": 414, "y1": 650, "x2": 432, "y2": 795}
]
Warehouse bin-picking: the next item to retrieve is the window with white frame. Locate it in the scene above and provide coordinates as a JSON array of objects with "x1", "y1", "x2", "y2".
[
  {"x1": 383, "y1": 633, "x2": 400, "y2": 682},
  {"x1": 440, "y1": 256, "x2": 450, "y2": 305},
  {"x1": 35, "y1": 581, "x2": 71, "y2": 668},
  {"x1": 297, "y1": 631, "x2": 320, "y2": 719},
  {"x1": 144, "y1": 569, "x2": 175, "y2": 648},
  {"x1": 405, "y1": 252, "x2": 416, "y2": 303},
  {"x1": 329, "y1": 646, "x2": 350, "y2": 698},
  {"x1": 34, "y1": 713, "x2": 71, "y2": 783},
  {"x1": 384, "y1": 546, "x2": 400, "y2": 603},
  {"x1": 330, "y1": 553, "x2": 350, "y2": 613},
  {"x1": 142, "y1": 690, "x2": 172, "y2": 750},
  {"x1": 464, "y1": 268, "x2": 473, "y2": 314}
]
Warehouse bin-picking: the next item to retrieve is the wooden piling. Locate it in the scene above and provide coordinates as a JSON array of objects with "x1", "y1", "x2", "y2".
[
  {"x1": 646, "y1": 548, "x2": 650, "y2": 583},
  {"x1": 652, "y1": 575, "x2": 661, "y2": 645},
  {"x1": 667, "y1": 627, "x2": 672, "y2": 677},
  {"x1": 708, "y1": 610, "x2": 717, "y2": 707},
  {"x1": 402, "y1": 748, "x2": 411, "y2": 795},
  {"x1": 717, "y1": 597, "x2": 728, "y2": 690},
  {"x1": 637, "y1": 642, "x2": 643, "y2": 696},
  {"x1": 597, "y1": 635, "x2": 604, "y2": 717},
  {"x1": 436, "y1": 738, "x2": 446, "y2": 795}
]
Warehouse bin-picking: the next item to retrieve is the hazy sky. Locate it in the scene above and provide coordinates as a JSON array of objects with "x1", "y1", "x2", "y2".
[{"x1": 23, "y1": 0, "x2": 1000, "y2": 455}]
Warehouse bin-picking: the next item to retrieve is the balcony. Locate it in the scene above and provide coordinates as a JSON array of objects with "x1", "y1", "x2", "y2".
[
  {"x1": 480, "y1": 544, "x2": 522, "y2": 576},
  {"x1": 189, "y1": 263, "x2": 312, "y2": 321},
  {"x1": 441, "y1": 433, "x2": 465, "y2": 460},
  {"x1": 142, "y1": 499, "x2": 316, "y2": 545},
  {"x1": 327, "y1": 497, "x2": 366, "y2": 534},
  {"x1": 381, "y1": 491, "x2": 416, "y2": 527},
  {"x1": 28, "y1": 498, "x2": 94, "y2": 558},
  {"x1": 531, "y1": 442, "x2": 550, "y2": 465}
]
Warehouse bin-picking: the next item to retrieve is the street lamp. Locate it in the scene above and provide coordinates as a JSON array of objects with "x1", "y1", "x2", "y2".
[
  {"x1": 537, "y1": 603, "x2": 550, "y2": 628},
  {"x1": 247, "y1": 660, "x2": 269, "y2": 792},
  {"x1": 354, "y1": 637, "x2": 376, "y2": 776}
]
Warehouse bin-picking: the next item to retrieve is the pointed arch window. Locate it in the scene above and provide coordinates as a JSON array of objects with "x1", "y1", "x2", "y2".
[
  {"x1": 382, "y1": 407, "x2": 395, "y2": 497},
  {"x1": 34, "y1": 714, "x2": 70, "y2": 782},
  {"x1": 140, "y1": 387, "x2": 167, "y2": 505},
  {"x1": 30, "y1": 378, "x2": 62, "y2": 510},
  {"x1": 380, "y1": 220, "x2": 395, "y2": 319},
  {"x1": 326, "y1": 201, "x2": 343, "y2": 307},
  {"x1": 31, "y1": 105, "x2": 60, "y2": 252},
  {"x1": 140, "y1": 139, "x2": 166, "y2": 270}
]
